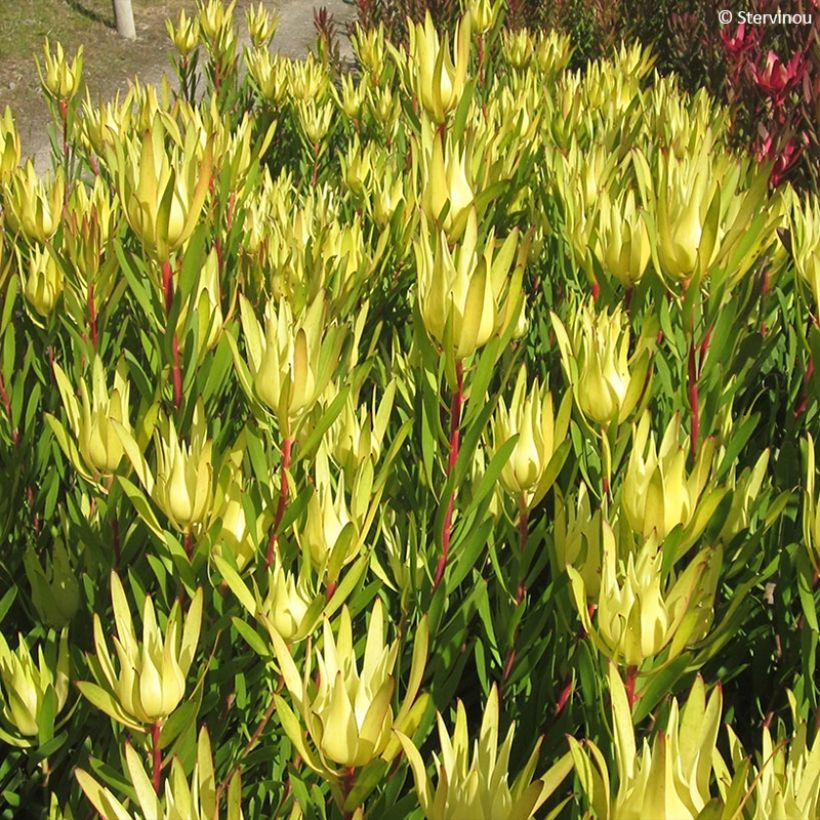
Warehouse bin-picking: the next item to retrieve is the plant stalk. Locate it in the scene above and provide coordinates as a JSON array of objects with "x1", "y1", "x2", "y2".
[
  {"x1": 151, "y1": 720, "x2": 162, "y2": 794},
  {"x1": 434, "y1": 360, "x2": 464, "y2": 588},
  {"x1": 266, "y1": 437, "x2": 293, "y2": 566}
]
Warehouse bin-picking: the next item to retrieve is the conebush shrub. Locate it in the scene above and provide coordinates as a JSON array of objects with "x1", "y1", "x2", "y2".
[{"x1": 0, "y1": 1, "x2": 818, "y2": 817}]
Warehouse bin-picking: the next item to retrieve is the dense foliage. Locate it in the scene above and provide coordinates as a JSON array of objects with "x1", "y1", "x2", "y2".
[
  {"x1": 348, "y1": 0, "x2": 820, "y2": 192},
  {"x1": 0, "y1": 0, "x2": 818, "y2": 817}
]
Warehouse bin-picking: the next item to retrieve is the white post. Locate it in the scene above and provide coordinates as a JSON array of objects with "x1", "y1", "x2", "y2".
[{"x1": 111, "y1": 0, "x2": 137, "y2": 39}]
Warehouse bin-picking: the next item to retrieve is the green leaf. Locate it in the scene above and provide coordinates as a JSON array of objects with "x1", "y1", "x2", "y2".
[
  {"x1": 117, "y1": 475, "x2": 165, "y2": 541},
  {"x1": 232, "y1": 616, "x2": 272, "y2": 656},
  {"x1": 796, "y1": 548, "x2": 820, "y2": 632},
  {"x1": 213, "y1": 555, "x2": 256, "y2": 615}
]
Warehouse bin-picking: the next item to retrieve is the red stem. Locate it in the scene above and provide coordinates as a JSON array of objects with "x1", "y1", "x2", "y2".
[
  {"x1": 162, "y1": 260, "x2": 174, "y2": 316},
  {"x1": 591, "y1": 278, "x2": 601, "y2": 302},
  {"x1": 183, "y1": 531, "x2": 194, "y2": 561},
  {"x1": 341, "y1": 767, "x2": 357, "y2": 819},
  {"x1": 515, "y1": 497, "x2": 529, "y2": 604},
  {"x1": 0, "y1": 373, "x2": 18, "y2": 446},
  {"x1": 172, "y1": 334, "x2": 183, "y2": 411},
  {"x1": 434, "y1": 361, "x2": 464, "y2": 588},
  {"x1": 687, "y1": 338, "x2": 700, "y2": 459},
  {"x1": 625, "y1": 666, "x2": 638, "y2": 708},
  {"x1": 266, "y1": 438, "x2": 293, "y2": 567},
  {"x1": 553, "y1": 676, "x2": 574, "y2": 717},
  {"x1": 151, "y1": 721, "x2": 162, "y2": 794},
  {"x1": 87, "y1": 283, "x2": 98, "y2": 350}
]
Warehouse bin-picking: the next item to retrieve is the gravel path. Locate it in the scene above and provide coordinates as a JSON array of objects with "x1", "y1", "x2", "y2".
[{"x1": 24, "y1": 0, "x2": 356, "y2": 172}]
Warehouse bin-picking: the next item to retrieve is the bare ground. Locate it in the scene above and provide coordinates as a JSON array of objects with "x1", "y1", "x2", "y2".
[{"x1": 0, "y1": 0, "x2": 356, "y2": 171}]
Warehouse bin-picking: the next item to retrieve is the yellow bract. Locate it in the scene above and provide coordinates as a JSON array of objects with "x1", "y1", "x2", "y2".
[
  {"x1": 37, "y1": 39, "x2": 83, "y2": 101},
  {"x1": 622, "y1": 411, "x2": 719, "y2": 541},
  {"x1": 152, "y1": 404, "x2": 215, "y2": 535},
  {"x1": 3, "y1": 162, "x2": 65, "y2": 243},
  {"x1": 406, "y1": 12, "x2": 470, "y2": 124},
  {"x1": 397, "y1": 684, "x2": 572, "y2": 820},
  {"x1": 77, "y1": 726, "x2": 243, "y2": 820},
  {"x1": 552, "y1": 299, "x2": 651, "y2": 428},
  {"x1": 0, "y1": 631, "x2": 69, "y2": 743},
  {"x1": 787, "y1": 189, "x2": 820, "y2": 313},
  {"x1": 109, "y1": 115, "x2": 213, "y2": 262},
  {"x1": 0, "y1": 106, "x2": 21, "y2": 183},
  {"x1": 569, "y1": 525, "x2": 718, "y2": 668},
  {"x1": 415, "y1": 208, "x2": 524, "y2": 362},
  {"x1": 490, "y1": 364, "x2": 570, "y2": 505},
  {"x1": 569, "y1": 668, "x2": 722, "y2": 819},
  {"x1": 78, "y1": 573, "x2": 202, "y2": 730},
  {"x1": 238, "y1": 294, "x2": 343, "y2": 436},
  {"x1": 271, "y1": 600, "x2": 429, "y2": 776},
  {"x1": 19, "y1": 243, "x2": 64, "y2": 319}
]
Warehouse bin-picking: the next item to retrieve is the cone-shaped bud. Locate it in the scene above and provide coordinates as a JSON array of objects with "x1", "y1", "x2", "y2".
[
  {"x1": 551, "y1": 299, "x2": 650, "y2": 428},
  {"x1": 19, "y1": 243, "x2": 64, "y2": 318},
  {"x1": 111, "y1": 115, "x2": 212, "y2": 261},
  {"x1": 0, "y1": 106, "x2": 21, "y2": 184},
  {"x1": 419, "y1": 129, "x2": 474, "y2": 242},
  {"x1": 4, "y1": 162, "x2": 65, "y2": 242},
  {"x1": 239, "y1": 294, "x2": 343, "y2": 435},
  {"x1": 570, "y1": 668, "x2": 722, "y2": 819},
  {"x1": 552, "y1": 484, "x2": 604, "y2": 598},
  {"x1": 715, "y1": 690, "x2": 820, "y2": 819},
  {"x1": 37, "y1": 39, "x2": 83, "y2": 101},
  {"x1": 595, "y1": 188, "x2": 651, "y2": 287},
  {"x1": 298, "y1": 448, "x2": 360, "y2": 570},
  {"x1": 50, "y1": 356, "x2": 133, "y2": 480},
  {"x1": 257, "y1": 559, "x2": 319, "y2": 643},
  {"x1": 246, "y1": 2, "x2": 279, "y2": 48},
  {"x1": 153, "y1": 402, "x2": 214, "y2": 534},
  {"x1": 166, "y1": 9, "x2": 200, "y2": 56},
  {"x1": 407, "y1": 12, "x2": 471, "y2": 124},
  {"x1": 77, "y1": 573, "x2": 203, "y2": 729},
  {"x1": 397, "y1": 684, "x2": 571, "y2": 819},
  {"x1": 622, "y1": 412, "x2": 717, "y2": 540},
  {"x1": 0, "y1": 630, "x2": 70, "y2": 743},
  {"x1": 271, "y1": 600, "x2": 429, "y2": 774},
  {"x1": 787, "y1": 190, "x2": 820, "y2": 313},
  {"x1": 415, "y1": 208, "x2": 523, "y2": 362},
  {"x1": 468, "y1": 0, "x2": 502, "y2": 34},
  {"x1": 569, "y1": 526, "x2": 716, "y2": 667},
  {"x1": 77, "y1": 725, "x2": 243, "y2": 820},
  {"x1": 490, "y1": 365, "x2": 569, "y2": 504}
]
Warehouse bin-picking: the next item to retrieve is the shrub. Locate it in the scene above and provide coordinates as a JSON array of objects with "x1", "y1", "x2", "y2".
[{"x1": 0, "y1": 0, "x2": 818, "y2": 817}]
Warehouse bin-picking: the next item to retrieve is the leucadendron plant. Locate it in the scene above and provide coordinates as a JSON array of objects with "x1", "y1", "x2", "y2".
[
  {"x1": 270, "y1": 599, "x2": 429, "y2": 812},
  {"x1": 569, "y1": 665, "x2": 723, "y2": 819},
  {"x1": 77, "y1": 572, "x2": 203, "y2": 733},
  {"x1": 396, "y1": 685, "x2": 573, "y2": 819},
  {"x1": 76, "y1": 726, "x2": 242, "y2": 819},
  {"x1": 0, "y1": 630, "x2": 70, "y2": 746},
  {"x1": 0, "y1": 0, "x2": 818, "y2": 815}
]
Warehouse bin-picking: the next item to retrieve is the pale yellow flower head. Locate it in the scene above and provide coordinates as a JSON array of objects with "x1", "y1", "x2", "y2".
[
  {"x1": 77, "y1": 572, "x2": 203, "y2": 730},
  {"x1": 271, "y1": 600, "x2": 429, "y2": 777}
]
